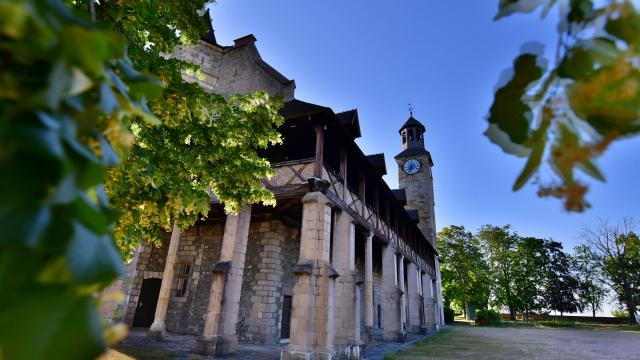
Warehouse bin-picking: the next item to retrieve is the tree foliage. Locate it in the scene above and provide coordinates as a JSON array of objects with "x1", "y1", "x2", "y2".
[
  {"x1": 512, "y1": 237, "x2": 548, "y2": 319},
  {"x1": 543, "y1": 240, "x2": 581, "y2": 315},
  {"x1": 477, "y1": 225, "x2": 520, "y2": 319},
  {"x1": 0, "y1": 0, "x2": 162, "y2": 358},
  {"x1": 581, "y1": 218, "x2": 640, "y2": 324},
  {"x1": 573, "y1": 244, "x2": 609, "y2": 318},
  {"x1": 66, "y1": 0, "x2": 285, "y2": 260},
  {"x1": 489, "y1": 0, "x2": 640, "y2": 211},
  {"x1": 438, "y1": 226, "x2": 490, "y2": 315}
]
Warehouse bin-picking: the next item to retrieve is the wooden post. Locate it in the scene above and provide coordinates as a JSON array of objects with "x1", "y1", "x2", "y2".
[{"x1": 314, "y1": 123, "x2": 324, "y2": 178}]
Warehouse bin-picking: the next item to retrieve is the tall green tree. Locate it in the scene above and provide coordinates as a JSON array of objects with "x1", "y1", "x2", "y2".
[
  {"x1": 0, "y1": 0, "x2": 162, "y2": 358},
  {"x1": 581, "y1": 218, "x2": 640, "y2": 324},
  {"x1": 478, "y1": 225, "x2": 520, "y2": 320},
  {"x1": 573, "y1": 244, "x2": 609, "y2": 318},
  {"x1": 543, "y1": 240, "x2": 581, "y2": 316},
  {"x1": 66, "y1": 0, "x2": 285, "y2": 259},
  {"x1": 512, "y1": 237, "x2": 548, "y2": 320},
  {"x1": 438, "y1": 225, "x2": 490, "y2": 319},
  {"x1": 488, "y1": 0, "x2": 640, "y2": 211}
]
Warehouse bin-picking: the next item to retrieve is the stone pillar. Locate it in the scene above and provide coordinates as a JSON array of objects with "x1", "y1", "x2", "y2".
[
  {"x1": 364, "y1": 231, "x2": 374, "y2": 340},
  {"x1": 435, "y1": 258, "x2": 445, "y2": 327},
  {"x1": 331, "y1": 211, "x2": 363, "y2": 358},
  {"x1": 282, "y1": 192, "x2": 338, "y2": 360},
  {"x1": 406, "y1": 263, "x2": 422, "y2": 334},
  {"x1": 381, "y1": 244, "x2": 403, "y2": 342},
  {"x1": 422, "y1": 272, "x2": 436, "y2": 331},
  {"x1": 148, "y1": 222, "x2": 181, "y2": 340},
  {"x1": 195, "y1": 205, "x2": 252, "y2": 356},
  {"x1": 398, "y1": 255, "x2": 406, "y2": 333}
]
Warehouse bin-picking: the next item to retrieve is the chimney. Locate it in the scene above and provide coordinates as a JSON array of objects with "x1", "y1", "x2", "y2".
[{"x1": 234, "y1": 34, "x2": 257, "y2": 47}]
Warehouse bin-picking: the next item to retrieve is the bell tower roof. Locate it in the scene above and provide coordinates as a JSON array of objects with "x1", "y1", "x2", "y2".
[{"x1": 398, "y1": 115, "x2": 426, "y2": 134}]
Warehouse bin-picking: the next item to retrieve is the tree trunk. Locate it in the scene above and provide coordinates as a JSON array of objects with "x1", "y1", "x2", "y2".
[
  {"x1": 623, "y1": 281, "x2": 638, "y2": 325},
  {"x1": 592, "y1": 307, "x2": 596, "y2": 318}
]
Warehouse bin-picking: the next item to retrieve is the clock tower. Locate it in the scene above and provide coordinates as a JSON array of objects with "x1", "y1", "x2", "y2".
[{"x1": 395, "y1": 113, "x2": 437, "y2": 247}]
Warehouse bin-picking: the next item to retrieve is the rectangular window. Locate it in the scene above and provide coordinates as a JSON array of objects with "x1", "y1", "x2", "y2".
[
  {"x1": 175, "y1": 263, "x2": 192, "y2": 297},
  {"x1": 377, "y1": 304, "x2": 382, "y2": 328}
]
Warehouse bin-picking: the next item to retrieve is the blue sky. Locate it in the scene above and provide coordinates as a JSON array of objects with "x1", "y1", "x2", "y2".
[{"x1": 211, "y1": 1, "x2": 639, "y2": 252}]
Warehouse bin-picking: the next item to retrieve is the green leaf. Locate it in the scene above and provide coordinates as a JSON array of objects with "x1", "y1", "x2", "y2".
[
  {"x1": 72, "y1": 194, "x2": 108, "y2": 234},
  {"x1": 486, "y1": 51, "x2": 546, "y2": 155},
  {"x1": 0, "y1": 205, "x2": 51, "y2": 248},
  {"x1": 495, "y1": 0, "x2": 548, "y2": 20},
  {"x1": 15, "y1": 123, "x2": 65, "y2": 160},
  {"x1": 558, "y1": 38, "x2": 619, "y2": 81},
  {"x1": 65, "y1": 222, "x2": 123, "y2": 284},
  {"x1": 0, "y1": 286, "x2": 105, "y2": 360},
  {"x1": 578, "y1": 159, "x2": 605, "y2": 182},
  {"x1": 513, "y1": 115, "x2": 551, "y2": 190},
  {"x1": 605, "y1": 3, "x2": 640, "y2": 46}
]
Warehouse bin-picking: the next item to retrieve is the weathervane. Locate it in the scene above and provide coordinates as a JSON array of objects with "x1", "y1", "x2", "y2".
[{"x1": 408, "y1": 103, "x2": 414, "y2": 117}]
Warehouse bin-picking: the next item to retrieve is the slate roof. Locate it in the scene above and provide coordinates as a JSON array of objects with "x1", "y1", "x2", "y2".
[
  {"x1": 394, "y1": 147, "x2": 434, "y2": 166},
  {"x1": 201, "y1": 9, "x2": 217, "y2": 46},
  {"x1": 256, "y1": 59, "x2": 294, "y2": 85},
  {"x1": 335, "y1": 109, "x2": 361, "y2": 138},
  {"x1": 399, "y1": 116, "x2": 426, "y2": 133},
  {"x1": 366, "y1": 153, "x2": 387, "y2": 175},
  {"x1": 407, "y1": 209, "x2": 420, "y2": 222},
  {"x1": 280, "y1": 99, "x2": 332, "y2": 119},
  {"x1": 392, "y1": 189, "x2": 407, "y2": 204}
]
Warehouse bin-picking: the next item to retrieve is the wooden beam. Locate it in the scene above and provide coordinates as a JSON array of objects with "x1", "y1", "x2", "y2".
[{"x1": 313, "y1": 123, "x2": 324, "y2": 178}]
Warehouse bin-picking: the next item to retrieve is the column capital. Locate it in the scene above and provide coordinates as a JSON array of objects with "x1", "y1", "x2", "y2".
[{"x1": 302, "y1": 190, "x2": 329, "y2": 205}]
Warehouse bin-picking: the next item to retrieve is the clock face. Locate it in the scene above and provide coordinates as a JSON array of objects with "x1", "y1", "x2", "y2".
[{"x1": 403, "y1": 159, "x2": 421, "y2": 175}]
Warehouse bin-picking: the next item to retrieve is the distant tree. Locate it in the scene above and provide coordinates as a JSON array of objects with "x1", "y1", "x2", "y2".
[
  {"x1": 512, "y1": 237, "x2": 548, "y2": 320},
  {"x1": 543, "y1": 241, "x2": 581, "y2": 316},
  {"x1": 488, "y1": 0, "x2": 640, "y2": 211},
  {"x1": 478, "y1": 225, "x2": 520, "y2": 320},
  {"x1": 581, "y1": 218, "x2": 640, "y2": 324},
  {"x1": 438, "y1": 226, "x2": 490, "y2": 319},
  {"x1": 573, "y1": 244, "x2": 609, "y2": 318}
]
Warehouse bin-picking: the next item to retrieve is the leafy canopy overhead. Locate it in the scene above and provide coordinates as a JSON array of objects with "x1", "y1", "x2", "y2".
[
  {"x1": 0, "y1": 0, "x2": 162, "y2": 358},
  {"x1": 488, "y1": 0, "x2": 640, "y2": 211},
  {"x1": 67, "y1": 0, "x2": 285, "y2": 259}
]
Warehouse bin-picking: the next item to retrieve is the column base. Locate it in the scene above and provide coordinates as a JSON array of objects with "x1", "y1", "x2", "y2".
[
  {"x1": 408, "y1": 324, "x2": 423, "y2": 334},
  {"x1": 383, "y1": 330, "x2": 406, "y2": 343},
  {"x1": 281, "y1": 345, "x2": 337, "y2": 360},
  {"x1": 337, "y1": 344, "x2": 365, "y2": 360},
  {"x1": 147, "y1": 322, "x2": 166, "y2": 341},
  {"x1": 194, "y1": 334, "x2": 239, "y2": 356}
]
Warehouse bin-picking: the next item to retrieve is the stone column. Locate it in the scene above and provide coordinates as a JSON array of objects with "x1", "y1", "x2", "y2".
[
  {"x1": 435, "y1": 258, "x2": 445, "y2": 327},
  {"x1": 364, "y1": 231, "x2": 374, "y2": 340},
  {"x1": 148, "y1": 221, "x2": 181, "y2": 340},
  {"x1": 331, "y1": 211, "x2": 363, "y2": 358},
  {"x1": 195, "y1": 205, "x2": 252, "y2": 356},
  {"x1": 282, "y1": 192, "x2": 338, "y2": 360},
  {"x1": 422, "y1": 272, "x2": 436, "y2": 331},
  {"x1": 406, "y1": 263, "x2": 422, "y2": 334},
  {"x1": 381, "y1": 244, "x2": 402, "y2": 342},
  {"x1": 398, "y1": 255, "x2": 406, "y2": 334}
]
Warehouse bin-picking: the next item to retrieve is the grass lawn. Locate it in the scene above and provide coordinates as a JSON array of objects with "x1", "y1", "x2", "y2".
[{"x1": 383, "y1": 325, "x2": 640, "y2": 360}]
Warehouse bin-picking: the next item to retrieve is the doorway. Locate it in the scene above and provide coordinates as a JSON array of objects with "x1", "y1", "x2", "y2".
[
  {"x1": 280, "y1": 295, "x2": 292, "y2": 339},
  {"x1": 132, "y1": 278, "x2": 162, "y2": 327}
]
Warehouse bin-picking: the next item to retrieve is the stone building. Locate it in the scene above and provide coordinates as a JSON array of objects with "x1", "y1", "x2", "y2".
[{"x1": 102, "y1": 11, "x2": 444, "y2": 360}]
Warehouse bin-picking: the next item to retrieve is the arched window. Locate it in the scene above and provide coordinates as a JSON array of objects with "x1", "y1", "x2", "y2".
[
  {"x1": 408, "y1": 128, "x2": 414, "y2": 141},
  {"x1": 402, "y1": 131, "x2": 407, "y2": 144}
]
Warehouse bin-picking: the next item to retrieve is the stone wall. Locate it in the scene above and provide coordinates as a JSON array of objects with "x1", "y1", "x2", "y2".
[
  {"x1": 123, "y1": 218, "x2": 301, "y2": 341},
  {"x1": 396, "y1": 153, "x2": 437, "y2": 247},
  {"x1": 237, "y1": 218, "x2": 300, "y2": 344},
  {"x1": 174, "y1": 41, "x2": 295, "y2": 101},
  {"x1": 124, "y1": 224, "x2": 224, "y2": 334}
]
